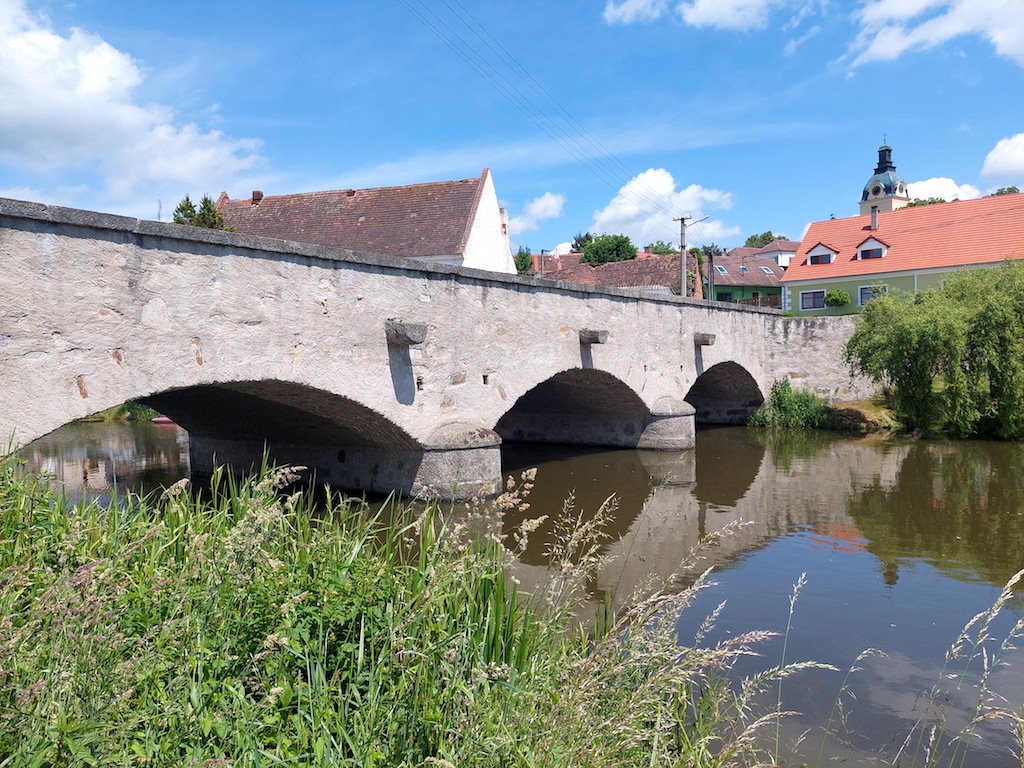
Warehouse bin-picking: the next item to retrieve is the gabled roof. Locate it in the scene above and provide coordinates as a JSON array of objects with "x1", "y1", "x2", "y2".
[
  {"x1": 752, "y1": 239, "x2": 800, "y2": 255},
  {"x1": 855, "y1": 234, "x2": 890, "y2": 248},
  {"x1": 706, "y1": 250, "x2": 785, "y2": 287},
  {"x1": 806, "y1": 242, "x2": 840, "y2": 254},
  {"x1": 217, "y1": 170, "x2": 490, "y2": 259},
  {"x1": 783, "y1": 193, "x2": 1024, "y2": 282}
]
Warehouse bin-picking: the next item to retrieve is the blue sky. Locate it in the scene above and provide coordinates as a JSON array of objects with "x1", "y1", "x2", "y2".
[{"x1": 2, "y1": 0, "x2": 1022, "y2": 255}]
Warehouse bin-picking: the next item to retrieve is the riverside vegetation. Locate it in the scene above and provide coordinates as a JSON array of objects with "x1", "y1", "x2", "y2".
[
  {"x1": 2, "y1": 451, "x2": 1023, "y2": 767},
  {"x1": 845, "y1": 259, "x2": 1024, "y2": 439},
  {"x1": 0, "y1": 454, "x2": 829, "y2": 767}
]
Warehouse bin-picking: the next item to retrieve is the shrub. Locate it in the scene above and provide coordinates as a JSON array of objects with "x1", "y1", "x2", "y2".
[
  {"x1": 748, "y1": 379, "x2": 827, "y2": 429},
  {"x1": 824, "y1": 289, "x2": 850, "y2": 308}
]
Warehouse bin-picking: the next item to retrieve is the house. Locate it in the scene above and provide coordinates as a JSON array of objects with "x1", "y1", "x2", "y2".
[
  {"x1": 749, "y1": 239, "x2": 801, "y2": 268},
  {"x1": 217, "y1": 169, "x2": 515, "y2": 274},
  {"x1": 781, "y1": 192, "x2": 1024, "y2": 315},
  {"x1": 703, "y1": 249, "x2": 785, "y2": 306}
]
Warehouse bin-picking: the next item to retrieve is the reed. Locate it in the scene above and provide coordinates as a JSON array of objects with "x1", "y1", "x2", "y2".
[
  {"x1": 0, "y1": 455, "x2": 828, "y2": 767},
  {"x1": 5, "y1": 452, "x2": 1018, "y2": 767}
]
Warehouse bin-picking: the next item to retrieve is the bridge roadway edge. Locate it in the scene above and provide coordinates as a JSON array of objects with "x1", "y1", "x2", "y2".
[{"x1": 0, "y1": 197, "x2": 873, "y2": 499}]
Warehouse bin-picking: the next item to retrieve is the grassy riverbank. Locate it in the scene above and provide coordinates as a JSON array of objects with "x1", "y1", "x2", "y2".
[
  {"x1": 0, "y1": 456, "x2": 816, "y2": 767},
  {"x1": 748, "y1": 380, "x2": 898, "y2": 434},
  {"x1": 80, "y1": 401, "x2": 162, "y2": 423}
]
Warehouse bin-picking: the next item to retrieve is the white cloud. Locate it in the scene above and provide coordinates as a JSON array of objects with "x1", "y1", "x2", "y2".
[
  {"x1": 604, "y1": 0, "x2": 797, "y2": 30},
  {"x1": 784, "y1": 24, "x2": 821, "y2": 55},
  {"x1": 850, "y1": 0, "x2": 1024, "y2": 67},
  {"x1": 603, "y1": 0, "x2": 670, "y2": 24},
  {"x1": 508, "y1": 192, "x2": 565, "y2": 235},
  {"x1": 679, "y1": 0, "x2": 781, "y2": 31},
  {"x1": 982, "y1": 133, "x2": 1024, "y2": 178},
  {"x1": 0, "y1": 0, "x2": 261, "y2": 211},
  {"x1": 591, "y1": 168, "x2": 739, "y2": 247},
  {"x1": 906, "y1": 177, "x2": 981, "y2": 201},
  {"x1": 551, "y1": 241, "x2": 573, "y2": 256}
]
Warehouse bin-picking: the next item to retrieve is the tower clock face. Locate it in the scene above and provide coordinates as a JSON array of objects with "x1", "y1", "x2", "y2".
[{"x1": 872, "y1": 185, "x2": 882, "y2": 196}]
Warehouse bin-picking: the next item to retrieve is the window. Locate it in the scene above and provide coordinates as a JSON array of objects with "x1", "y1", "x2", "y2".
[
  {"x1": 715, "y1": 264, "x2": 728, "y2": 275},
  {"x1": 717, "y1": 291, "x2": 733, "y2": 301},
  {"x1": 859, "y1": 247, "x2": 883, "y2": 259},
  {"x1": 809, "y1": 253, "x2": 832, "y2": 265},
  {"x1": 859, "y1": 285, "x2": 887, "y2": 305},
  {"x1": 741, "y1": 265, "x2": 749, "y2": 272},
  {"x1": 801, "y1": 290, "x2": 825, "y2": 310},
  {"x1": 760, "y1": 266, "x2": 774, "y2": 275}
]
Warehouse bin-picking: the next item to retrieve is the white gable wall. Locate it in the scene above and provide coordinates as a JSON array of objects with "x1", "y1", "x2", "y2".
[{"x1": 461, "y1": 170, "x2": 516, "y2": 274}]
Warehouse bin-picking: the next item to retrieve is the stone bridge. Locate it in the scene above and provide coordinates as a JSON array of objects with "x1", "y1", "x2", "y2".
[{"x1": 0, "y1": 198, "x2": 869, "y2": 498}]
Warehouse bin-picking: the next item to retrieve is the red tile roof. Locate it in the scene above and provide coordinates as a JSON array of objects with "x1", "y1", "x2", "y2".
[
  {"x1": 217, "y1": 170, "x2": 490, "y2": 259},
  {"x1": 548, "y1": 253, "x2": 684, "y2": 290},
  {"x1": 783, "y1": 193, "x2": 1024, "y2": 283}
]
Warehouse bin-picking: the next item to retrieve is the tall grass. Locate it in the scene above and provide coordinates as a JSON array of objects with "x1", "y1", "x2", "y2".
[
  {"x1": 747, "y1": 380, "x2": 827, "y2": 430},
  {"x1": 0, "y1": 455, "x2": 825, "y2": 767},
  {"x1": 3, "y1": 453, "x2": 1020, "y2": 767}
]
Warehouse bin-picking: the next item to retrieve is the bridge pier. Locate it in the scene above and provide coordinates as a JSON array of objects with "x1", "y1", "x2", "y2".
[
  {"x1": 636, "y1": 400, "x2": 696, "y2": 450},
  {"x1": 188, "y1": 427, "x2": 503, "y2": 501}
]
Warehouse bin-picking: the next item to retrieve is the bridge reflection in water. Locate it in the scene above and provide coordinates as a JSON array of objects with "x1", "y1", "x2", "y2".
[{"x1": 18, "y1": 422, "x2": 1024, "y2": 767}]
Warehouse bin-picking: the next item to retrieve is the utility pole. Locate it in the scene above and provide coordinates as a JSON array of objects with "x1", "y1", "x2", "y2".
[
  {"x1": 674, "y1": 215, "x2": 690, "y2": 297},
  {"x1": 674, "y1": 215, "x2": 708, "y2": 299}
]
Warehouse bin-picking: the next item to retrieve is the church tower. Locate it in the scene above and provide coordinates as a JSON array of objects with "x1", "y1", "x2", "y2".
[{"x1": 859, "y1": 144, "x2": 910, "y2": 215}]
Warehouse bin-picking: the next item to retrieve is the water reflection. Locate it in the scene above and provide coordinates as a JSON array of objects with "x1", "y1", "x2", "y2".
[
  {"x1": 18, "y1": 421, "x2": 189, "y2": 506},
  {"x1": 16, "y1": 421, "x2": 1024, "y2": 766},
  {"x1": 847, "y1": 440, "x2": 1024, "y2": 590}
]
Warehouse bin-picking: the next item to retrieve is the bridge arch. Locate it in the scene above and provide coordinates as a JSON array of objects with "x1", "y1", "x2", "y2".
[
  {"x1": 495, "y1": 368, "x2": 649, "y2": 447},
  {"x1": 495, "y1": 368, "x2": 693, "y2": 450},
  {"x1": 685, "y1": 361, "x2": 764, "y2": 425},
  {"x1": 136, "y1": 380, "x2": 500, "y2": 499}
]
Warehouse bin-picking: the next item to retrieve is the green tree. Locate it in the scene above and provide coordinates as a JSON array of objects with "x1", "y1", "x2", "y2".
[
  {"x1": 580, "y1": 234, "x2": 637, "y2": 265},
  {"x1": 514, "y1": 245, "x2": 535, "y2": 275},
  {"x1": 174, "y1": 193, "x2": 228, "y2": 229},
  {"x1": 844, "y1": 260, "x2": 1024, "y2": 438},
  {"x1": 991, "y1": 186, "x2": 1020, "y2": 196},
  {"x1": 571, "y1": 231, "x2": 593, "y2": 253},
  {"x1": 744, "y1": 231, "x2": 787, "y2": 249},
  {"x1": 649, "y1": 239, "x2": 679, "y2": 255},
  {"x1": 172, "y1": 194, "x2": 197, "y2": 225},
  {"x1": 905, "y1": 197, "x2": 947, "y2": 207}
]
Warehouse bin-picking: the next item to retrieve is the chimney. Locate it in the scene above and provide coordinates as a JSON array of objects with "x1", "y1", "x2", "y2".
[
  {"x1": 251, "y1": 190, "x2": 263, "y2": 205},
  {"x1": 871, "y1": 205, "x2": 879, "y2": 230}
]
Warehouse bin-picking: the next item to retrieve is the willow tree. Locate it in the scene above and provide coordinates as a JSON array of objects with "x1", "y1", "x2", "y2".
[{"x1": 845, "y1": 260, "x2": 1024, "y2": 438}]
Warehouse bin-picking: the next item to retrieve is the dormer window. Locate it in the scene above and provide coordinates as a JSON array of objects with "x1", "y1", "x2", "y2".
[
  {"x1": 806, "y1": 243, "x2": 837, "y2": 265},
  {"x1": 856, "y1": 237, "x2": 888, "y2": 260}
]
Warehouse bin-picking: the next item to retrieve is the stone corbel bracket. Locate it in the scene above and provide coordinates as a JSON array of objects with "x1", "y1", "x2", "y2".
[
  {"x1": 579, "y1": 328, "x2": 609, "y2": 344},
  {"x1": 385, "y1": 319, "x2": 428, "y2": 346}
]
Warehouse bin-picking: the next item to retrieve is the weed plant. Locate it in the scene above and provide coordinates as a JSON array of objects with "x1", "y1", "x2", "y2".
[
  {"x1": 3, "y1": 452, "x2": 1021, "y2": 767},
  {"x1": 747, "y1": 380, "x2": 827, "y2": 430},
  {"x1": 0, "y1": 455, "x2": 830, "y2": 767}
]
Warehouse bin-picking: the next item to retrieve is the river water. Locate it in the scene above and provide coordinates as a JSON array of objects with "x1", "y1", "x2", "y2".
[{"x1": 19, "y1": 422, "x2": 1024, "y2": 767}]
